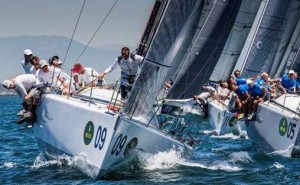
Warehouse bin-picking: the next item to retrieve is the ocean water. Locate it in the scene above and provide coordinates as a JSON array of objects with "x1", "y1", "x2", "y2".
[{"x1": 0, "y1": 96, "x2": 299, "y2": 184}]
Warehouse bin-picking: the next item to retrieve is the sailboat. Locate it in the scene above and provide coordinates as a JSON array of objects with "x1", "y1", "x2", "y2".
[
  {"x1": 207, "y1": 0, "x2": 300, "y2": 137},
  {"x1": 245, "y1": 0, "x2": 300, "y2": 157},
  {"x1": 160, "y1": 0, "x2": 262, "y2": 135},
  {"x1": 33, "y1": 0, "x2": 203, "y2": 178}
]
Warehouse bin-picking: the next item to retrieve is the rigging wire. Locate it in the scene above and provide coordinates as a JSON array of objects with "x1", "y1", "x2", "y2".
[
  {"x1": 62, "y1": 0, "x2": 86, "y2": 69},
  {"x1": 51, "y1": 0, "x2": 86, "y2": 93},
  {"x1": 76, "y1": 0, "x2": 119, "y2": 61}
]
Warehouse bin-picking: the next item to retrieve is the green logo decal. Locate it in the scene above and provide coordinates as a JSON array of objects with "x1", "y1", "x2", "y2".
[
  {"x1": 278, "y1": 118, "x2": 288, "y2": 136},
  {"x1": 217, "y1": 112, "x2": 221, "y2": 124},
  {"x1": 83, "y1": 121, "x2": 94, "y2": 145}
]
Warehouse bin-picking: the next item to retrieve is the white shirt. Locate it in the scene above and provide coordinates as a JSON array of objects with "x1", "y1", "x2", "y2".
[
  {"x1": 14, "y1": 74, "x2": 36, "y2": 100},
  {"x1": 21, "y1": 60, "x2": 33, "y2": 74},
  {"x1": 217, "y1": 86, "x2": 230, "y2": 98},
  {"x1": 79, "y1": 67, "x2": 99, "y2": 86},
  {"x1": 36, "y1": 67, "x2": 62, "y2": 87},
  {"x1": 29, "y1": 66, "x2": 38, "y2": 75},
  {"x1": 104, "y1": 54, "x2": 144, "y2": 76}
]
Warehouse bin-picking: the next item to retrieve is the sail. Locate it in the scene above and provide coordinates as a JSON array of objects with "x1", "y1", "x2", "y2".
[
  {"x1": 123, "y1": 0, "x2": 203, "y2": 117},
  {"x1": 209, "y1": 0, "x2": 261, "y2": 82},
  {"x1": 277, "y1": 15, "x2": 300, "y2": 76},
  {"x1": 168, "y1": 0, "x2": 242, "y2": 99},
  {"x1": 283, "y1": 31, "x2": 300, "y2": 74},
  {"x1": 234, "y1": 0, "x2": 294, "y2": 78},
  {"x1": 269, "y1": 0, "x2": 300, "y2": 77}
]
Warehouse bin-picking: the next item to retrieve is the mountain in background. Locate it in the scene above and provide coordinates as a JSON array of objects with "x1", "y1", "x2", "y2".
[{"x1": 0, "y1": 36, "x2": 135, "y2": 92}]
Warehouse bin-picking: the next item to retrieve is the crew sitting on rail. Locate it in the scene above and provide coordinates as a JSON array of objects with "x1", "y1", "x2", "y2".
[
  {"x1": 230, "y1": 80, "x2": 250, "y2": 116},
  {"x1": 233, "y1": 69, "x2": 247, "y2": 85},
  {"x1": 216, "y1": 80, "x2": 231, "y2": 103},
  {"x1": 72, "y1": 63, "x2": 99, "y2": 89},
  {"x1": 281, "y1": 70, "x2": 297, "y2": 93},
  {"x1": 193, "y1": 85, "x2": 217, "y2": 117},
  {"x1": 247, "y1": 79, "x2": 267, "y2": 120}
]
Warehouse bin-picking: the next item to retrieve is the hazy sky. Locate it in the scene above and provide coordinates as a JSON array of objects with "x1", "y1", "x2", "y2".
[
  {"x1": 0, "y1": 0, "x2": 155, "y2": 47},
  {"x1": 0, "y1": 0, "x2": 155, "y2": 82}
]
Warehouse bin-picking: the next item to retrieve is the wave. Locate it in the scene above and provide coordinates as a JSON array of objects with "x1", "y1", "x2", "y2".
[{"x1": 140, "y1": 149, "x2": 243, "y2": 172}]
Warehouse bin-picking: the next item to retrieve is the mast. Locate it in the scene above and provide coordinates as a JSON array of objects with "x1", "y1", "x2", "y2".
[
  {"x1": 136, "y1": 0, "x2": 168, "y2": 56},
  {"x1": 123, "y1": 0, "x2": 203, "y2": 117}
]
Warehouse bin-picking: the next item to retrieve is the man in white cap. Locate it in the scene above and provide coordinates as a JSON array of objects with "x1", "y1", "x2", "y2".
[
  {"x1": 2, "y1": 74, "x2": 36, "y2": 121},
  {"x1": 21, "y1": 49, "x2": 33, "y2": 74},
  {"x1": 281, "y1": 70, "x2": 296, "y2": 93}
]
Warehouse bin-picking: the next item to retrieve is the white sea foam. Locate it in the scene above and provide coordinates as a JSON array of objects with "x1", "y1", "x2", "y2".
[
  {"x1": 228, "y1": 151, "x2": 253, "y2": 163},
  {"x1": 270, "y1": 145, "x2": 294, "y2": 157},
  {"x1": 273, "y1": 162, "x2": 284, "y2": 169},
  {"x1": 211, "y1": 133, "x2": 241, "y2": 139},
  {"x1": 141, "y1": 149, "x2": 241, "y2": 172},
  {"x1": 33, "y1": 153, "x2": 97, "y2": 178},
  {"x1": 202, "y1": 130, "x2": 218, "y2": 135},
  {"x1": 2, "y1": 162, "x2": 17, "y2": 168}
]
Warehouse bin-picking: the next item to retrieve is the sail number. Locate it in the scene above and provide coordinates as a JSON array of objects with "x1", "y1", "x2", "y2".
[
  {"x1": 94, "y1": 126, "x2": 107, "y2": 150},
  {"x1": 111, "y1": 134, "x2": 127, "y2": 156},
  {"x1": 287, "y1": 122, "x2": 296, "y2": 140}
]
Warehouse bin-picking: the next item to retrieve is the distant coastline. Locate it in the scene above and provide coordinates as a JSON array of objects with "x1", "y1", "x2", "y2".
[{"x1": 0, "y1": 92, "x2": 17, "y2": 96}]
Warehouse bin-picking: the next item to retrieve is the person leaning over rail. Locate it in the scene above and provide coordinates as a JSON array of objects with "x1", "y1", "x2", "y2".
[
  {"x1": 24, "y1": 60, "x2": 65, "y2": 126},
  {"x1": 193, "y1": 85, "x2": 217, "y2": 118},
  {"x1": 2, "y1": 74, "x2": 36, "y2": 120},
  {"x1": 98, "y1": 47, "x2": 144, "y2": 101},
  {"x1": 72, "y1": 63, "x2": 99, "y2": 88}
]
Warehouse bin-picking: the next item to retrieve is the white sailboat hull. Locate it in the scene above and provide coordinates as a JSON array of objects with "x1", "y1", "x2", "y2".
[
  {"x1": 160, "y1": 98, "x2": 203, "y2": 116},
  {"x1": 35, "y1": 94, "x2": 192, "y2": 178},
  {"x1": 208, "y1": 100, "x2": 245, "y2": 135},
  {"x1": 246, "y1": 97, "x2": 300, "y2": 156}
]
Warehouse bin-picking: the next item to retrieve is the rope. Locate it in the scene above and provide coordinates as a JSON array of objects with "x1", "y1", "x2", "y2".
[{"x1": 76, "y1": 0, "x2": 120, "y2": 61}]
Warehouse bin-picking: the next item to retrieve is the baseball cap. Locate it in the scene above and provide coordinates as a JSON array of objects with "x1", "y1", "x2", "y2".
[
  {"x1": 52, "y1": 59, "x2": 62, "y2": 66},
  {"x1": 288, "y1": 70, "x2": 295, "y2": 74},
  {"x1": 72, "y1": 63, "x2": 83, "y2": 73},
  {"x1": 24, "y1": 49, "x2": 32, "y2": 55},
  {"x1": 39, "y1": 60, "x2": 48, "y2": 68},
  {"x1": 2, "y1": 80, "x2": 11, "y2": 89}
]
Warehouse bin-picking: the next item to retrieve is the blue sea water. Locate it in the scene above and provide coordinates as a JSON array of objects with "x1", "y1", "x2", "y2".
[{"x1": 0, "y1": 96, "x2": 299, "y2": 184}]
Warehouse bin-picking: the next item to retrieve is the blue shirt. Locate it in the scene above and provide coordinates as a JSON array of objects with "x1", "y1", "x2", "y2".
[
  {"x1": 256, "y1": 77, "x2": 270, "y2": 91},
  {"x1": 235, "y1": 84, "x2": 249, "y2": 96},
  {"x1": 248, "y1": 83, "x2": 264, "y2": 96},
  {"x1": 281, "y1": 74, "x2": 296, "y2": 91},
  {"x1": 236, "y1": 77, "x2": 247, "y2": 86}
]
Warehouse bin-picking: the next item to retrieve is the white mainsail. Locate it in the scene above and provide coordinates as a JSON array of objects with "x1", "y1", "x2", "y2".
[
  {"x1": 123, "y1": 0, "x2": 203, "y2": 116},
  {"x1": 234, "y1": 0, "x2": 296, "y2": 78}
]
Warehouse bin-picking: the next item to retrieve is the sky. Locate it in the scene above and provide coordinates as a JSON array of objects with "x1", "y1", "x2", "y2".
[
  {"x1": 0, "y1": 0, "x2": 155, "y2": 46},
  {"x1": 0, "y1": 0, "x2": 155, "y2": 82}
]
